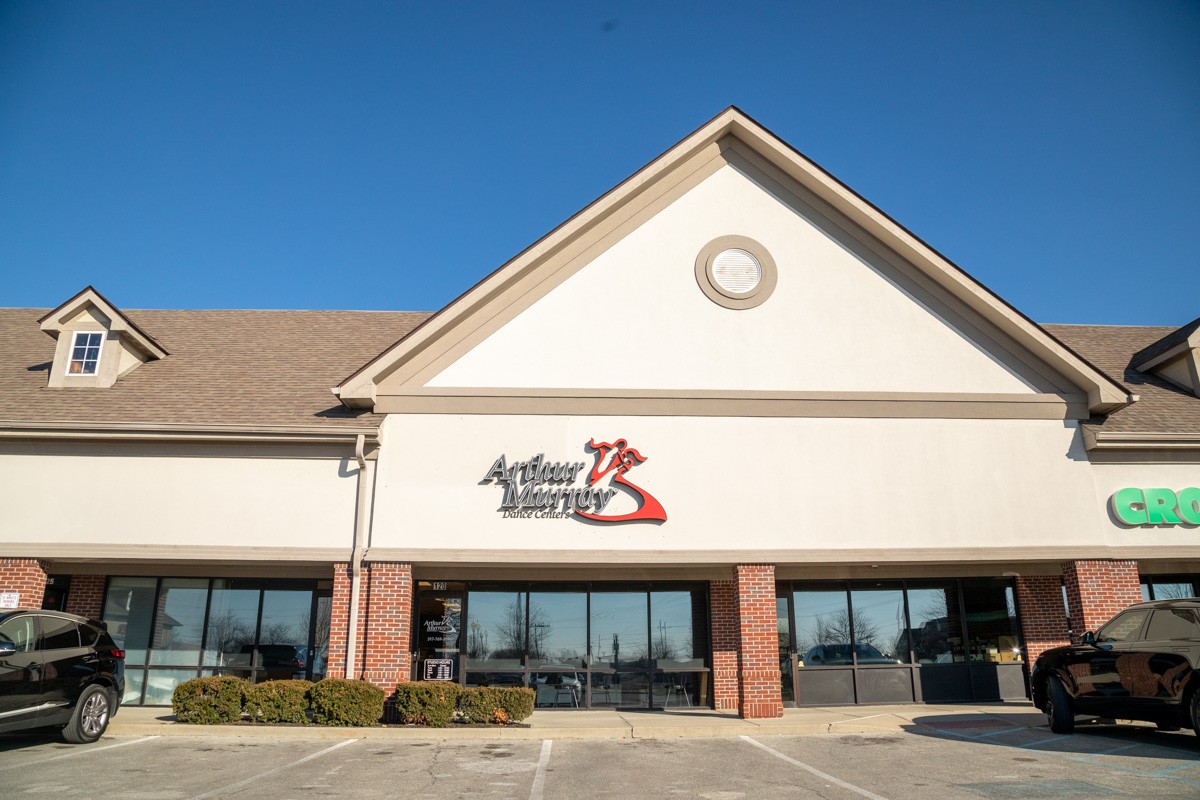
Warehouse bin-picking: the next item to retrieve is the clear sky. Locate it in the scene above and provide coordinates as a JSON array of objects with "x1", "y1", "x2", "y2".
[{"x1": 1, "y1": 2, "x2": 1197, "y2": 325}]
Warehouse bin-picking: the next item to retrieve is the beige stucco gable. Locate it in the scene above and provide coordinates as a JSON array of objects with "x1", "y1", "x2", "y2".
[{"x1": 337, "y1": 108, "x2": 1130, "y2": 417}]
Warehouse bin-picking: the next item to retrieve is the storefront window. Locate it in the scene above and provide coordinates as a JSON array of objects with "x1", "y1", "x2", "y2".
[
  {"x1": 849, "y1": 583, "x2": 907, "y2": 664},
  {"x1": 203, "y1": 581, "x2": 259, "y2": 671},
  {"x1": 793, "y1": 587, "x2": 850, "y2": 666},
  {"x1": 906, "y1": 582, "x2": 965, "y2": 664},
  {"x1": 1141, "y1": 575, "x2": 1199, "y2": 602},
  {"x1": 465, "y1": 590, "x2": 526, "y2": 668},
  {"x1": 148, "y1": 578, "x2": 208, "y2": 666},
  {"x1": 651, "y1": 590, "x2": 705, "y2": 668},
  {"x1": 528, "y1": 591, "x2": 586, "y2": 667},
  {"x1": 102, "y1": 577, "x2": 156, "y2": 664},
  {"x1": 591, "y1": 591, "x2": 649, "y2": 669},
  {"x1": 962, "y1": 579, "x2": 1023, "y2": 663}
]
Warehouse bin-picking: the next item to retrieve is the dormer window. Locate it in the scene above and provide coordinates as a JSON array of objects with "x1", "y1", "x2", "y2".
[{"x1": 68, "y1": 332, "x2": 104, "y2": 376}]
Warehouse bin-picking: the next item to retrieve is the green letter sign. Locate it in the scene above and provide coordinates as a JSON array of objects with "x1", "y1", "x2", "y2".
[{"x1": 1112, "y1": 487, "x2": 1200, "y2": 526}]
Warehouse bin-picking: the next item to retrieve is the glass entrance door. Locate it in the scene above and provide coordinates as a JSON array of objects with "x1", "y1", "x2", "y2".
[{"x1": 415, "y1": 589, "x2": 463, "y2": 683}]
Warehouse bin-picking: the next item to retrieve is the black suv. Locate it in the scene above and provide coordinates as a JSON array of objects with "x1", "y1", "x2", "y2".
[
  {"x1": 0, "y1": 609, "x2": 125, "y2": 743},
  {"x1": 1031, "y1": 598, "x2": 1200, "y2": 736}
]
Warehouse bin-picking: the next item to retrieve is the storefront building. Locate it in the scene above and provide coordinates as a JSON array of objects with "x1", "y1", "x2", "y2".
[{"x1": 3, "y1": 108, "x2": 1198, "y2": 717}]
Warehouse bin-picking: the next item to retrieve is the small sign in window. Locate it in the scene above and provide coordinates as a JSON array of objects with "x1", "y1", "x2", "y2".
[{"x1": 423, "y1": 658, "x2": 454, "y2": 681}]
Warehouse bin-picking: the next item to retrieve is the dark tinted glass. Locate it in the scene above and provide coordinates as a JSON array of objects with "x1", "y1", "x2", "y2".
[
  {"x1": 793, "y1": 587, "x2": 849, "y2": 667},
  {"x1": 1146, "y1": 609, "x2": 1200, "y2": 640},
  {"x1": 1097, "y1": 609, "x2": 1149, "y2": 643},
  {"x1": 203, "y1": 581, "x2": 259, "y2": 669},
  {"x1": 590, "y1": 592, "x2": 648, "y2": 668},
  {"x1": 651, "y1": 590, "x2": 705, "y2": 667},
  {"x1": 40, "y1": 616, "x2": 79, "y2": 649},
  {"x1": 849, "y1": 584, "x2": 907, "y2": 664},
  {"x1": 150, "y1": 578, "x2": 208, "y2": 666},
  {"x1": 80, "y1": 623, "x2": 101, "y2": 648},
  {"x1": 906, "y1": 582, "x2": 965, "y2": 663},
  {"x1": 465, "y1": 590, "x2": 527, "y2": 667},
  {"x1": 528, "y1": 592, "x2": 586, "y2": 667},
  {"x1": 103, "y1": 576, "x2": 157, "y2": 663},
  {"x1": 961, "y1": 579, "x2": 1023, "y2": 663}
]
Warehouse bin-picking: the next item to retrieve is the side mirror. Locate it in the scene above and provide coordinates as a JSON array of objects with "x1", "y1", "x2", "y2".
[
  {"x1": 1080, "y1": 631, "x2": 1096, "y2": 645},
  {"x1": 0, "y1": 641, "x2": 16, "y2": 657}
]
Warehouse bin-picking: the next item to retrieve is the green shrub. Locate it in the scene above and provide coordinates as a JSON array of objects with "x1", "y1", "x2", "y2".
[
  {"x1": 172, "y1": 676, "x2": 247, "y2": 724},
  {"x1": 456, "y1": 686, "x2": 535, "y2": 724},
  {"x1": 309, "y1": 678, "x2": 385, "y2": 727},
  {"x1": 243, "y1": 679, "x2": 312, "y2": 724},
  {"x1": 393, "y1": 681, "x2": 462, "y2": 727}
]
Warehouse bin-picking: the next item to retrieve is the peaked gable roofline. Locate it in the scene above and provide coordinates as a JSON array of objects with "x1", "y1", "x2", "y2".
[
  {"x1": 334, "y1": 106, "x2": 1132, "y2": 414},
  {"x1": 38, "y1": 285, "x2": 169, "y2": 359}
]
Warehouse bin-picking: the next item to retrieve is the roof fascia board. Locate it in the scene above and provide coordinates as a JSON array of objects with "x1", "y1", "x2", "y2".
[
  {"x1": 1083, "y1": 429, "x2": 1200, "y2": 451},
  {"x1": 0, "y1": 420, "x2": 380, "y2": 445}
]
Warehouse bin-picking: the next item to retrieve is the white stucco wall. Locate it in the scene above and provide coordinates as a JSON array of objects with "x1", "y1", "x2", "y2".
[
  {"x1": 427, "y1": 164, "x2": 1042, "y2": 394},
  {"x1": 1090, "y1": 462, "x2": 1200, "y2": 545},
  {"x1": 0, "y1": 443, "x2": 359, "y2": 553},
  {"x1": 371, "y1": 414, "x2": 1101, "y2": 558}
]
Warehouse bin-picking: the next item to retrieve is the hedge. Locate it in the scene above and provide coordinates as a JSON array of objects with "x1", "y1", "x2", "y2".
[
  {"x1": 172, "y1": 676, "x2": 247, "y2": 724},
  {"x1": 309, "y1": 678, "x2": 385, "y2": 727},
  {"x1": 243, "y1": 679, "x2": 312, "y2": 724},
  {"x1": 457, "y1": 686, "x2": 534, "y2": 725},
  {"x1": 393, "y1": 681, "x2": 462, "y2": 727}
]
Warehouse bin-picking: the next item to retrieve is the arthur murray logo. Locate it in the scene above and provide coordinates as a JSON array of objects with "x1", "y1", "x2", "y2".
[{"x1": 481, "y1": 438, "x2": 668, "y2": 523}]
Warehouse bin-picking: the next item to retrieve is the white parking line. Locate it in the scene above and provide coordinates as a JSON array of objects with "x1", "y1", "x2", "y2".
[
  {"x1": 0, "y1": 735, "x2": 160, "y2": 771},
  {"x1": 183, "y1": 738, "x2": 359, "y2": 800},
  {"x1": 740, "y1": 735, "x2": 891, "y2": 800},
  {"x1": 528, "y1": 739, "x2": 552, "y2": 800}
]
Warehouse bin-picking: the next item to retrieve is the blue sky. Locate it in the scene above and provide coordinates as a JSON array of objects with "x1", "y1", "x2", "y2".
[{"x1": 2, "y1": 2, "x2": 1197, "y2": 325}]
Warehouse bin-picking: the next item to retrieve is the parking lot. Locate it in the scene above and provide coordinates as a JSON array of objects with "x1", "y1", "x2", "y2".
[{"x1": 1, "y1": 721, "x2": 1198, "y2": 799}]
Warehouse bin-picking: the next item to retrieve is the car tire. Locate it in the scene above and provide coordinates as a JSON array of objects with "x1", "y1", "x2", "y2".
[
  {"x1": 1045, "y1": 676, "x2": 1075, "y2": 734},
  {"x1": 62, "y1": 684, "x2": 112, "y2": 744},
  {"x1": 1190, "y1": 691, "x2": 1200, "y2": 739}
]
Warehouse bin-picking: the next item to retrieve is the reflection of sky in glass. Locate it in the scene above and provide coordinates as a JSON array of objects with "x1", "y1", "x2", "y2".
[
  {"x1": 849, "y1": 588, "x2": 905, "y2": 661},
  {"x1": 591, "y1": 592, "x2": 647, "y2": 663},
  {"x1": 260, "y1": 590, "x2": 310, "y2": 645},
  {"x1": 203, "y1": 587, "x2": 258, "y2": 666},
  {"x1": 651, "y1": 591, "x2": 694, "y2": 660},
  {"x1": 150, "y1": 579, "x2": 208, "y2": 664},
  {"x1": 467, "y1": 591, "x2": 526, "y2": 657},
  {"x1": 793, "y1": 590, "x2": 848, "y2": 651},
  {"x1": 529, "y1": 592, "x2": 586, "y2": 662}
]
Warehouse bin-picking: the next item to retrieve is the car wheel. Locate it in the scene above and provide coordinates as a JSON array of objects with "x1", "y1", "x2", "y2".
[
  {"x1": 62, "y1": 684, "x2": 111, "y2": 744},
  {"x1": 1190, "y1": 691, "x2": 1200, "y2": 739},
  {"x1": 1045, "y1": 676, "x2": 1075, "y2": 734}
]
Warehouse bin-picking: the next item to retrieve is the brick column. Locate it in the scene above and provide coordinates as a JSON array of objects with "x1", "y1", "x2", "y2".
[
  {"x1": 1061, "y1": 559, "x2": 1143, "y2": 638},
  {"x1": 1015, "y1": 575, "x2": 1070, "y2": 664},
  {"x1": 327, "y1": 562, "x2": 366, "y2": 680},
  {"x1": 710, "y1": 579, "x2": 739, "y2": 711},
  {"x1": 735, "y1": 564, "x2": 783, "y2": 719},
  {"x1": 0, "y1": 559, "x2": 49, "y2": 609},
  {"x1": 64, "y1": 575, "x2": 107, "y2": 619},
  {"x1": 360, "y1": 562, "x2": 413, "y2": 691}
]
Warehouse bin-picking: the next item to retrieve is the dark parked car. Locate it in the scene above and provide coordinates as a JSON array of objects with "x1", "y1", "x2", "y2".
[
  {"x1": 0, "y1": 609, "x2": 125, "y2": 743},
  {"x1": 1031, "y1": 598, "x2": 1200, "y2": 736}
]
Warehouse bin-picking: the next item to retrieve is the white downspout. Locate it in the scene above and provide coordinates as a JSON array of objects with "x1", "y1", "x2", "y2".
[{"x1": 345, "y1": 433, "x2": 371, "y2": 680}]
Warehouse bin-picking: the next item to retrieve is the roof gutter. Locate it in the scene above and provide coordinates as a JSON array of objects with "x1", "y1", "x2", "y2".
[{"x1": 0, "y1": 421, "x2": 380, "y2": 445}]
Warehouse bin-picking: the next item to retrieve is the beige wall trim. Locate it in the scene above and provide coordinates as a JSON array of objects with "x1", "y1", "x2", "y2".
[
  {"x1": 0, "y1": 420, "x2": 381, "y2": 445},
  {"x1": 335, "y1": 107, "x2": 1132, "y2": 416},
  {"x1": 367, "y1": 545, "x2": 1200, "y2": 566},
  {"x1": 3, "y1": 543, "x2": 349, "y2": 564},
  {"x1": 1083, "y1": 429, "x2": 1200, "y2": 453},
  {"x1": 375, "y1": 389, "x2": 1086, "y2": 420},
  {"x1": 45, "y1": 562, "x2": 333, "y2": 579}
]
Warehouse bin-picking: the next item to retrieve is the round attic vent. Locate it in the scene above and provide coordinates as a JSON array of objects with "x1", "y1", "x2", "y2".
[{"x1": 695, "y1": 236, "x2": 777, "y2": 310}]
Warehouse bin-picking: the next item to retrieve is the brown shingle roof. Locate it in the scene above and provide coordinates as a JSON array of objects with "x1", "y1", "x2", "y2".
[
  {"x1": 0, "y1": 308, "x2": 430, "y2": 429},
  {"x1": 1044, "y1": 323, "x2": 1200, "y2": 435}
]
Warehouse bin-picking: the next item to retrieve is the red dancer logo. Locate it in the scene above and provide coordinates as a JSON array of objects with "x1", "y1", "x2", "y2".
[{"x1": 575, "y1": 438, "x2": 668, "y2": 523}]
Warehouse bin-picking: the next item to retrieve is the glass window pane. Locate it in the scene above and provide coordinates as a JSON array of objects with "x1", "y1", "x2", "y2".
[
  {"x1": 849, "y1": 584, "x2": 907, "y2": 664},
  {"x1": 1150, "y1": 581, "x2": 1194, "y2": 601},
  {"x1": 203, "y1": 582, "x2": 259, "y2": 669},
  {"x1": 590, "y1": 591, "x2": 648, "y2": 668},
  {"x1": 123, "y1": 667, "x2": 145, "y2": 705},
  {"x1": 465, "y1": 590, "x2": 526, "y2": 668},
  {"x1": 143, "y1": 668, "x2": 202, "y2": 705},
  {"x1": 102, "y1": 577, "x2": 158, "y2": 664},
  {"x1": 588, "y1": 671, "x2": 648, "y2": 707},
  {"x1": 149, "y1": 578, "x2": 208, "y2": 666},
  {"x1": 906, "y1": 582, "x2": 965, "y2": 663},
  {"x1": 777, "y1": 595, "x2": 793, "y2": 702},
  {"x1": 258, "y1": 589, "x2": 312, "y2": 680},
  {"x1": 793, "y1": 587, "x2": 850, "y2": 667},
  {"x1": 1147, "y1": 609, "x2": 1200, "y2": 640},
  {"x1": 1141, "y1": 582, "x2": 1151, "y2": 602},
  {"x1": 528, "y1": 592, "x2": 586, "y2": 667},
  {"x1": 961, "y1": 579, "x2": 1023, "y2": 663},
  {"x1": 1097, "y1": 609, "x2": 1149, "y2": 642},
  {"x1": 40, "y1": 616, "x2": 79, "y2": 650},
  {"x1": 651, "y1": 590, "x2": 705, "y2": 668},
  {"x1": 532, "y1": 667, "x2": 582, "y2": 708}
]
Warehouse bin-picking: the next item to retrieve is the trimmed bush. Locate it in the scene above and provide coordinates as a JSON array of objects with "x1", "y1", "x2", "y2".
[
  {"x1": 172, "y1": 676, "x2": 247, "y2": 724},
  {"x1": 309, "y1": 678, "x2": 385, "y2": 727},
  {"x1": 243, "y1": 679, "x2": 312, "y2": 724},
  {"x1": 393, "y1": 681, "x2": 462, "y2": 727},
  {"x1": 456, "y1": 686, "x2": 535, "y2": 724}
]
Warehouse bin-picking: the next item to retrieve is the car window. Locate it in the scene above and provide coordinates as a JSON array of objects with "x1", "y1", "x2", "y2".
[
  {"x1": 0, "y1": 616, "x2": 38, "y2": 653},
  {"x1": 1146, "y1": 608, "x2": 1200, "y2": 641},
  {"x1": 1096, "y1": 609, "x2": 1150, "y2": 643},
  {"x1": 80, "y1": 624, "x2": 100, "y2": 648},
  {"x1": 39, "y1": 616, "x2": 79, "y2": 650}
]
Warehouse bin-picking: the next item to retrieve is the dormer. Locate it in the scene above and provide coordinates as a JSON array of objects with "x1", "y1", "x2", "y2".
[
  {"x1": 1132, "y1": 316, "x2": 1200, "y2": 397},
  {"x1": 38, "y1": 286, "x2": 168, "y2": 388}
]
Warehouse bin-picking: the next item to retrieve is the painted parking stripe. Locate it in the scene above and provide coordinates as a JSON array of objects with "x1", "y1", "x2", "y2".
[
  {"x1": 0, "y1": 734, "x2": 160, "y2": 771},
  {"x1": 528, "y1": 739, "x2": 552, "y2": 800},
  {"x1": 740, "y1": 735, "x2": 890, "y2": 800},
  {"x1": 183, "y1": 738, "x2": 359, "y2": 800}
]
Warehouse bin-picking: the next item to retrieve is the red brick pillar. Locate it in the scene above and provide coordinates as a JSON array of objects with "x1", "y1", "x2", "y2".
[
  {"x1": 327, "y1": 562, "x2": 366, "y2": 680},
  {"x1": 1015, "y1": 575, "x2": 1070, "y2": 664},
  {"x1": 710, "y1": 578, "x2": 739, "y2": 711},
  {"x1": 360, "y1": 562, "x2": 413, "y2": 691},
  {"x1": 64, "y1": 575, "x2": 107, "y2": 619},
  {"x1": 735, "y1": 564, "x2": 783, "y2": 719},
  {"x1": 1061, "y1": 560, "x2": 1143, "y2": 639},
  {"x1": 0, "y1": 559, "x2": 49, "y2": 609}
]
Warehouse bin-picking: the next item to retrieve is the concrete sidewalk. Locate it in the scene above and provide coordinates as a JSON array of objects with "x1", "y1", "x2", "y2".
[{"x1": 108, "y1": 702, "x2": 1050, "y2": 741}]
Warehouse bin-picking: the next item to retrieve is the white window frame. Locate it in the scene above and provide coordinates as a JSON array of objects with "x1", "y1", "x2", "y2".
[{"x1": 66, "y1": 331, "x2": 105, "y2": 376}]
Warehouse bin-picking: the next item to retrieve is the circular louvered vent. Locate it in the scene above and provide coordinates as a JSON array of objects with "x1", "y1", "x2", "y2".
[
  {"x1": 711, "y1": 248, "x2": 762, "y2": 294},
  {"x1": 695, "y1": 236, "x2": 777, "y2": 310}
]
